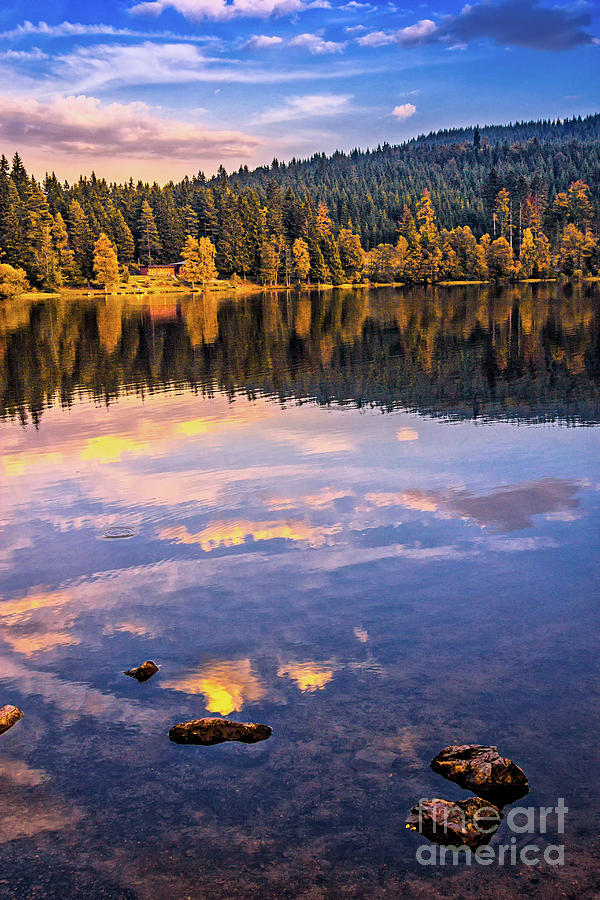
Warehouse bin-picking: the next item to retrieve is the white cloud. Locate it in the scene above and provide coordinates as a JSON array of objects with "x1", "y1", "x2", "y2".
[
  {"x1": 357, "y1": 18, "x2": 438, "y2": 47},
  {"x1": 392, "y1": 102, "x2": 416, "y2": 119},
  {"x1": 48, "y1": 41, "x2": 355, "y2": 91},
  {"x1": 0, "y1": 93, "x2": 259, "y2": 159},
  {"x1": 254, "y1": 92, "x2": 353, "y2": 124},
  {"x1": 289, "y1": 32, "x2": 347, "y2": 53},
  {"x1": 0, "y1": 47, "x2": 48, "y2": 61},
  {"x1": 0, "y1": 19, "x2": 217, "y2": 43},
  {"x1": 129, "y1": 0, "x2": 310, "y2": 21},
  {"x1": 356, "y1": 29, "x2": 397, "y2": 47},
  {"x1": 245, "y1": 33, "x2": 284, "y2": 48},
  {"x1": 397, "y1": 18, "x2": 437, "y2": 45},
  {"x1": 53, "y1": 42, "x2": 214, "y2": 91}
]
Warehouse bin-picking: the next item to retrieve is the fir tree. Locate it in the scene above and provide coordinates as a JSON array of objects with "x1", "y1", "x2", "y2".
[
  {"x1": 138, "y1": 200, "x2": 162, "y2": 265},
  {"x1": 259, "y1": 236, "x2": 280, "y2": 285}
]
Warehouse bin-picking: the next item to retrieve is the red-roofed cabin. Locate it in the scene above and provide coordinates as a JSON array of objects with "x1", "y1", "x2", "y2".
[{"x1": 139, "y1": 262, "x2": 184, "y2": 276}]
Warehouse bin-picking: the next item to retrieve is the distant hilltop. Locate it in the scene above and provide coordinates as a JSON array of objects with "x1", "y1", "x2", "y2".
[{"x1": 209, "y1": 113, "x2": 600, "y2": 243}]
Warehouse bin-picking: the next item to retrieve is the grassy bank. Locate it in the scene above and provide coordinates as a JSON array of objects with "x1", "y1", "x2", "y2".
[{"x1": 14, "y1": 274, "x2": 600, "y2": 302}]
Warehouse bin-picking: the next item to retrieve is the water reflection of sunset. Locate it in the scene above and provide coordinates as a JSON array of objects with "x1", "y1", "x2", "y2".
[
  {"x1": 0, "y1": 589, "x2": 73, "y2": 621},
  {"x1": 1, "y1": 630, "x2": 79, "y2": 657},
  {"x1": 1, "y1": 394, "x2": 263, "y2": 478},
  {"x1": 278, "y1": 662, "x2": 334, "y2": 693},
  {"x1": 0, "y1": 288, "x2": 598, "y2": 896},
  {"x1": 161, "y1": 660, "x2": 265, "y2": 716},
  {"x1": 159, "y1": 519, "x2": 342, "y2": 551}
]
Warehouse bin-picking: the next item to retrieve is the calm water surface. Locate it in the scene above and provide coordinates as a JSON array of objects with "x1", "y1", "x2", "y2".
[{"x1": 1, "y1": 284, "x2": 599, "y2": 898}]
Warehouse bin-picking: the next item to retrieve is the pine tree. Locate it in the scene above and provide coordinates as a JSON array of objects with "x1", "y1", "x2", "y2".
[
  {"x1": 19, "y1": 178, "x2": 57, "y2": 286},
  {"x1": 494, "y1": 188, "x2": 512, "y2": 242},
  {"x1": 10, "y1": 153, "x2": 28, "y2": 195},
  {"x1": 109, "y1": 206, "x2": 135, "y2": 266},
  {"x1": 52, "y1": 213, "x2": 78, "y2": 283},
  {"x1": 259, "y1": 236, "x2": 280, "y2": 285},
  {"x1": 1, "y1": 180, "x2": 22, "y2": 266},
  {"x1": 0, "y1": 156, "x2": 10, "y2": 254},
  {"x1": 182, "y1": 204, "x2": 199, "y2": 238},
  {"x1": 216, "y1": 190, "x2": 244, "y2": 276},
  {"x1": 566, "y1": 180, "x2": 593, "y2": 228},
  {"x1": 68, "y1": 199, "x2": 94, "y2": 280},
  {"x1": 138, "y1": 199, "x2": 162, "y2": 265}
]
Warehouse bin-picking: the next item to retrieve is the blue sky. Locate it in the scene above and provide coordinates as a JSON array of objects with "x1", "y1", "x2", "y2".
[{"x1": 0, "y1": 0, "x2": 598, "y2": 181}]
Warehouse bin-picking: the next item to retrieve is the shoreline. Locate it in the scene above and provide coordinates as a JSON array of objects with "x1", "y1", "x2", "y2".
[{"x1": 15, "y1": 274, "x2": 599, "y2": 302}]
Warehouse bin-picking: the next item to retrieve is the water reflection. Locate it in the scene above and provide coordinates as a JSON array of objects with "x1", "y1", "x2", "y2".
[
  {"x1": 162, "y1": 661, "x2": 265, "y2": 716},
  {"x1": 364, "y1": 478, "x2": 582, "y2": 531},
  {"x1": 1, "y1": 282, "x2": 599, "y2": 425},
  {"x1": 277, "y1": 661, "x2": 335, "y2": 693},
  {"x1": 0, "y1": 286, "x2": 599, "y2": 897}
]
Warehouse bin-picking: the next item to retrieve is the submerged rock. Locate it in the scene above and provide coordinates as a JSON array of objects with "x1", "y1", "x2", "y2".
[
  {"x1": 430, "y1": 744, "x2": 529, "y2": 805},
  {"x1": 0, "y1": 705, "x2": 23, "y2": 736},
  {"x1": 169, "y1": 717, "x2": 272, "y2": 746},
  {"x1": 124, "y1": 660, "x2": 159, "y2": 682},
  {"x1": 406, "y1": 797, "x2": 501, "y2": 849}
]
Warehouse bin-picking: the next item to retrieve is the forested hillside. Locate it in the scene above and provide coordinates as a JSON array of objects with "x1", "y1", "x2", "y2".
[
  {"x1": 0, "y1": 114, "x2": 598, "y2": 292},
  {"x1": 228, "y1": 114, "x2": 600, "y2": 245}
]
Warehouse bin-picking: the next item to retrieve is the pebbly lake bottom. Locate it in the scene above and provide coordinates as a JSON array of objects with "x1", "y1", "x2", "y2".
[{"x1": 0, "y1": 284, "x2": 599, "y2": 898}]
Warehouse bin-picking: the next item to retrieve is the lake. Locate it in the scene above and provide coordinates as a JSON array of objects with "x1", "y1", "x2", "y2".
[{"x1": 1, "y1": 283, "x2": 599, "y2": 898}]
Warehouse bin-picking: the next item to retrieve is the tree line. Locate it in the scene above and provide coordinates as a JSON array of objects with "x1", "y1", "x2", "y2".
[{"x1": 0, "y1": 114, "x2": 598, "y2": 295}]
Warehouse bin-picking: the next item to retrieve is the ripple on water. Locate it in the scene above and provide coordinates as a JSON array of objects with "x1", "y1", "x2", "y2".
[{"x1": 102, "y1": 527, "x2": 136, "y2": 540}]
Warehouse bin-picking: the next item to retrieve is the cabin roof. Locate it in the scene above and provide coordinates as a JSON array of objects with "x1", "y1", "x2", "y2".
[{"x1": 143, "y1": 261, "x2": 184, "y2": 267}]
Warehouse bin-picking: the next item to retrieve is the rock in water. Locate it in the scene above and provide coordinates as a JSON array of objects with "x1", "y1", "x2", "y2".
[
  {"x1": 406, "y1": 797, "x2": 501, "y2": 849},
  {"x1": 0, "y1": 705, "x2": 23, "y2": 736},
  {"x1": 430, "y1": 744, "x2": 529, "y2": 805},
  {"x1": 124, "y1": 661, "x2": 159, "y2": 682},
  {"x1": 169, "y1": 718, "x2": 272, "y2": 746}
]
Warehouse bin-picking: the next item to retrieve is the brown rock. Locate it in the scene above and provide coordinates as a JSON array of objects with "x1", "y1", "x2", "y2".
[
  {"x1": 406, "y1": 797, "x2": 501, "y2": 849},
  {"x1": 169, "y1": 717, "x2": 272, "y2": 746},
  {"x1": 430, "y1": 744, "x2": 529, "y2": 805},
  {"x1": 0, "y1": 705, "x2": 23, "y2": 736},
  {"x1": 124, "y1": 661, "x2": 159, "y2": 682}
]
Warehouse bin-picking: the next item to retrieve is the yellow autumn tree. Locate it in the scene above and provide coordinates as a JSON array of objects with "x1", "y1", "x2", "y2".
[
  {"x1": 337, "y1": 227, "x2": 365, "y2": 282},
  {"x1": 410, "y1": 190, "x2": 442, "y2": 283},
  {"x1": 488, "y1": 237, "x2": 515, "y2": 280},
  {"x1": 93, "y1": 233, "x2": 119, "y2": 294},
  {"x1": 558, "y1": 224, "x2": 597, "y2": 276},
  {"x1": 0, "y1": 262, "x2": 29, "y2": 299},
  {"x1": 291, "y1": 238, "x2": 311, "y2": 283},
  {"x1": 181, "y1": 235, "x2": 217, "y2": 290},
  {"x1": 494, "y1": 188, "x2": 511, "y2": 242}
]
